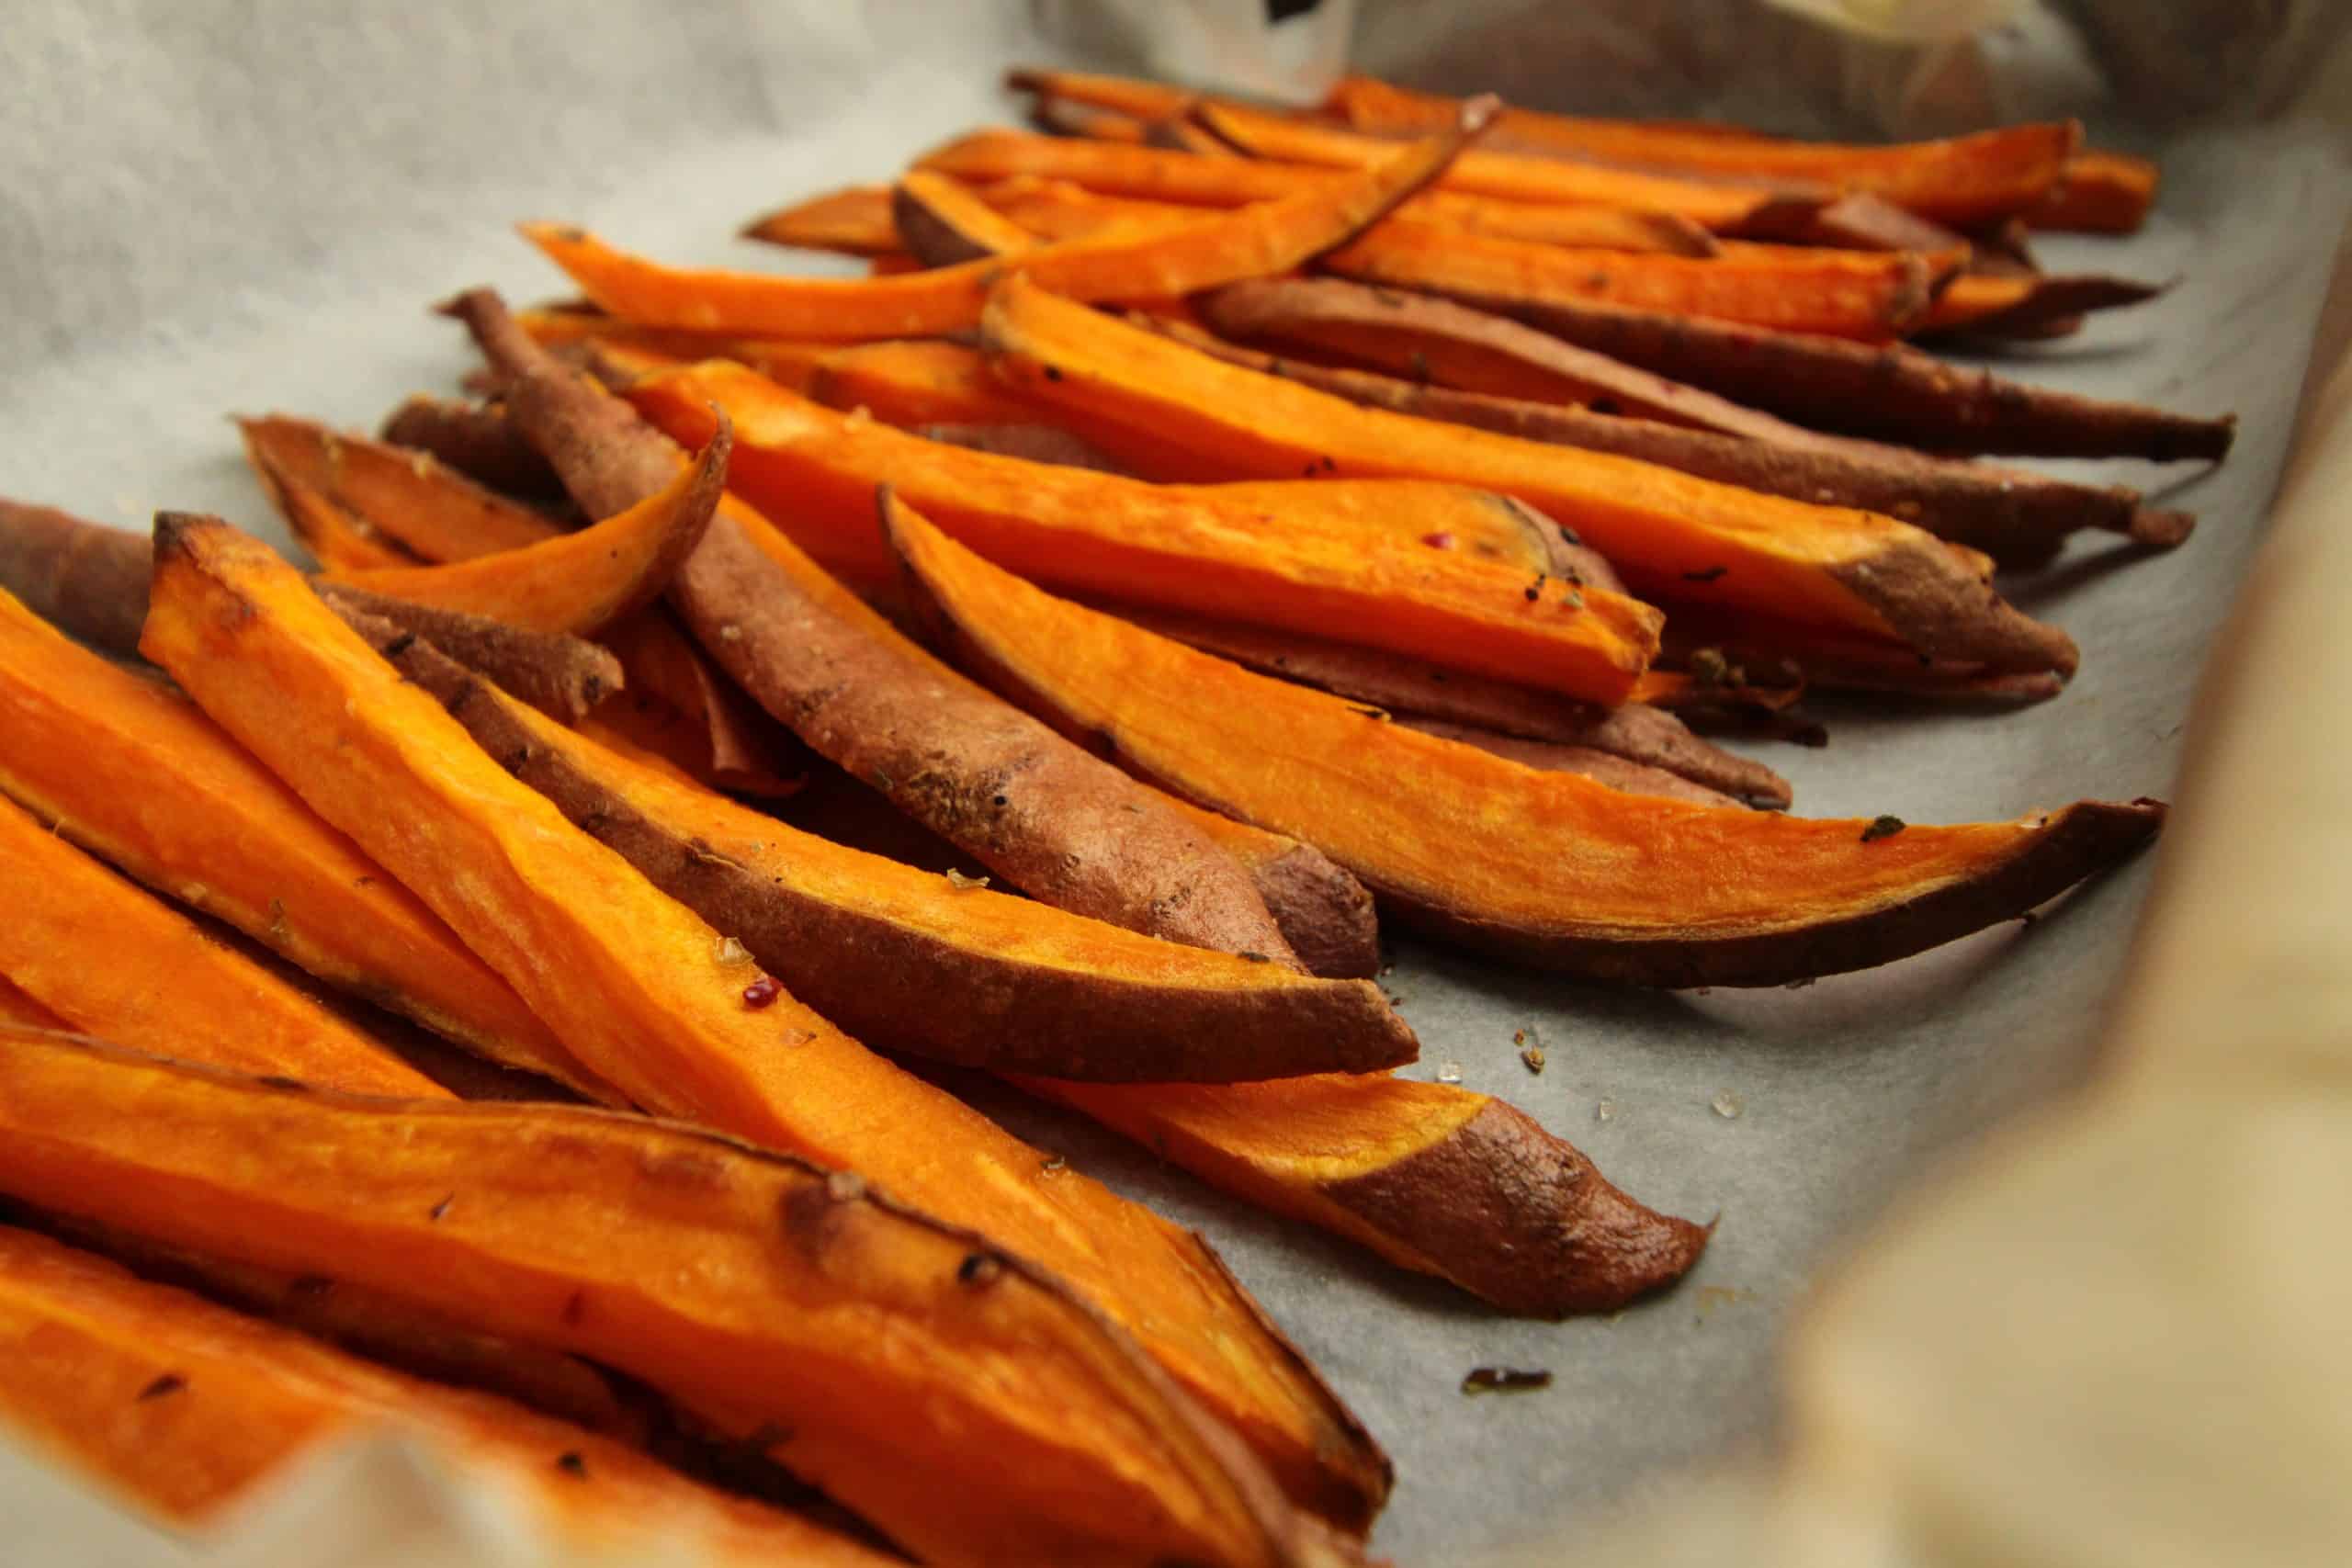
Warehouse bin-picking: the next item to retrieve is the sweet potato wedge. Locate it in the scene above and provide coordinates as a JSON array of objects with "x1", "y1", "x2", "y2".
[
  {"x1": 0, "y1": 1039, "x2": 1345, "y2": 1568},
  {"x1": 1390, "y1": 716, "x2": 1737, "y2": 807},
  {"x1": 260, "y1": 460, "x2": 421, "y2": 570},
  {"x1": 0, "y1": 581, "x2": 604, "y2": 1090},
  {"x1": 1180, "y1": 479, "x2": 1566, "y2": 572},
  {"x1": 630, "y1": 360, "x2": 1663, "y2": 701},
  {"x1": 526, "y1": 100, "x2": 1491, "y2": 341},
  {"x1": 920, "y1": 421, "x2": 1136, "y2": 472},
  {"x1": 1109, "y1": 604, "x2": 1792, "y2": 808},
  {"x1": 323, "y1": 418, "x2": 727, "y2": 634},
  {"x1": 1322, "y1": 75, "x2": 2079, "y2": 226},
  {"x1": 1469, "y1": 292, "x2": 2236, "y2": 461},
  {"x1": 980, "y1": 275, "x2": 2078, "y2": 676},
  {"x1": 1020, "y1": 1077, "x2": 1710, "y2": 1315},
  {"x1": 0, "y1": 1226, "x2": 894, "y2": 1564},
  {"x1": 890, "y1": 504, "x2": 2168, "y2": 987},
  {"x1": 1154, "y1": 801, "x2": 1382, "y2": 980},
  {"x1": 379, "y1": 394, "x2": 567, "y2": 500},
  {"x1": 1317, "y1": 220, "x2": 1936, "y2": 340},
  {"x1": 1175, "y1": 290, "x2": 2191, "y2": 560},
  {"x1": 315, "y1": 582, "x2": 628, "y2": 723},
  {"x1": 1191, "y1": 99, "x2": 1826, "y2": 231},
  {"x1": 1032, "y1": 94, "x2": 1154, "y2": 142},
  {"x1": 596, "y1": 608, "x2": 810, "y2": 797},
  {"x1": 1004, "y1": 64, "x2": 1199, "y2": 121},
  {"x1": 141, "y1": 516, "x2": 1390, "y2": 1530},
  {"x1": 1911, "y1": 270, "x2": 2165, "y2": 337},
  {"x1": 892, "y1": 169, "x2": 1041, "y2": 265},
  {"x1": 0, "y1": 795, "x2": 447, "y2": 1095},
  {"x1": 238, "y1": 414, "x2": 563, "y2": 561},
  {"x1": 342, "y1": 626, "x2": 1416, "y2": 1083},
  {"x1": 740, "y1": 182, "x2": 904, "y2": 254},
  {"x1": 2032, "y1": 149, "x2": 2160, "y2": 233}
]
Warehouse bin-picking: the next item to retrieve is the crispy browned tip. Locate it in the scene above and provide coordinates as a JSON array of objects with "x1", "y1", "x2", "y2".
[
  {"x1": 1827, "y1": 536, "x2": 2080, "y2": 678},
  {"x1": 1322, "y1": 1100, "x2": 1711, "y2": 1315},
  {"x1": 2128, "y1": 509, "x2": 2197, "y2": 548}
]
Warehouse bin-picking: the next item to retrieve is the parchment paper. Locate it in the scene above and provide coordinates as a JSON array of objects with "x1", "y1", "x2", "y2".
[{"x1": 2, "y1": 4, "x2": 2346, "y2": 1563}]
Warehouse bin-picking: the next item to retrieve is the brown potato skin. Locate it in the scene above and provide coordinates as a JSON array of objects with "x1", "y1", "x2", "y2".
[
  {"x1": 0, "y1": 499, "x2": 152, "y2": 656},
  {"x1": 379, "y1": 395, "x2": 568, "y2": 501}
]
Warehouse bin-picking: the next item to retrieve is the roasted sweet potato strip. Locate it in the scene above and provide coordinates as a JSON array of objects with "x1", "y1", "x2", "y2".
[
  {"x1": 316, "y1": 582, "x2": 627, "y2": 723},
  {"x1": 2032, "y1": 149, "x2": 2160, "y2": 233},
  {"x1": 921, "y1": 421, "x2": 1135, "y2": 471},
  {"x1": 0, "y1": 1040, "x2": 1346, "y2": 1568},
  {"x1": 0, "y1": 795, "x2": 447, "y2": 1096},
  {"x1": 0, "y1": 582, "x2": 604, "y2": 1091},
  {"x1": 1174, "y1": 291, "x2": 2191, "y2": 560},
  {"x1": 379, "y1": 394, "x2": 567, "y2": 500},
  {"x1": 892, "y1": 506, "x2": 2167, "y2": 986},
  {"x1": 0, "y1": 1227, "x2": 894, "y2": 1564},
  {"x1": 1193, "y1": 99, "x2": 1826, "y2": 231},
  {"x1": 1318, "y1": 220, "x2": 1936, "y2": 339},
  {"x1": 1912, "y1": 271, "x2": 2165, "y2": 337},
  {"x1": 142, "y1": 513, "x2": 1388, "y2": 1530},
  {"x1": 1473, "y1": 292, "x2": 2237, "y2": 461},
  {"x1": 1323, "y1": 75, "x2": 2079, "y2": 226},
  {"x1": 1005, "y1": 65, "x2": 1200, "y2": 121},
  {"x1": 1179, "y1": 479, "x2": 1565, "y2": 572},
  {"x1": 1153, "y1": 801, "x2": 1381, "y2": 980},
  {"x1": 260, "y1": 461, "x2": 421, "y2": 570},
  {"x1": 239, "y1": 415, "x2": 563, "y2": 561},
  {"x1": 1111, "y1": 604, "x2": 1792, "y2": 808},
  {"x1": 594, "y1": 609, "x2": 810, "y2": 797},
  {"x1": 740, "y1": 183, "x2": 904, "y2": 254},
  {"x1": 528, "y1": 101, "x2": 1490, "y2": 341},
  {"x1": 343, "y1": 630, "x2": 1416, "y2": 1083},
  {"x1": 981, "y1": 275, "x2": 2077, "y2": 675},
  {"x1": 892, "y1": 169, "x2": 1041, "y2": 265},
  {"x1": 1390, "y1": 716, "x2": 1737, "y2": 807},
  {"x1": 325, "y1": 419, "x2": 727, "y2": 634}
]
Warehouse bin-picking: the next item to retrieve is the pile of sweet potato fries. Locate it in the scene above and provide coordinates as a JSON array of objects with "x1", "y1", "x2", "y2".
[{"x1": 0, "y1": 66, "x2": 2215, "y2": 1566}]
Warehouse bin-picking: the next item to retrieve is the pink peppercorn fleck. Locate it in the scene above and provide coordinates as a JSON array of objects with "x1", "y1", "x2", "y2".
[{"x1": 741, "y1": 976, "x2": 782, "y2": 1009}]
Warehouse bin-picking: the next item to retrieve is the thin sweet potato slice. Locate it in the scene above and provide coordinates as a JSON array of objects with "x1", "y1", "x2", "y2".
[
  {"x1": 0, "y1": 1040, "x2": 1344, "y2": 1568},
  {"x1": 1911, "y1": 270, "x2": 2165, "y2": 337},
  {"x1": 238, "y1": 414, "x2": 563, "y2": 561},
  {"x1": 1390, "y1": 716, "x2": 1737, "y2": 807},
  {"x1": 1317, "y1": 220, "x2": 1936, "y2": 339},
  {"x1": 0, "y1": 583, "x2": 604, "y2": 1090},
  {"x1": 1111, "y1": 603, "x2": 1792, "y2": 808},
  {"x1": 892, "y1": 169, "x2": 1041, "y2": 265},
  {"x1": 2032, "y1": 150, "x2": 2160, "y2": 233},
  {"x1": 979, "y1": 274, "x2": 2078, "y2": 676},
  {"x1": 315, "y1": 582, "x2": 627, "y2": 723},
  {"x1": 1321, "y1": 75, "x2": 2079, "y2": 226},
  {"x1": 526, "y1": 100, "x2": 1492, "y2": 341},
  {"x1": 0, "y1": 1227, "x2": 895, "y2": 1564},
  {"x1": 1179, "y1": 479, "x2": 1566, "y2": 573},
  {"x1": 1032, "y1": 94, "x2": 1154, "y2": 142},
  {"x1": 813, "y1": 338, "x2": 1046, "y2": 425},
  {"x1": 323, "y1": 419, "x2": 728, "y2": 634},
  {"x1": 258, "y1": 457, "x2": 421, "y2": 570},
  {"x1": 140, "y1": 517, "x2": 1390, "y2": 1531},
  {"x1": 889, "y1": 504, "x2": 2168, "y2": 987},
  {"x1": 921, "y1": 421, "x2": 1136, "y2": 472},
  {"x1": 1021, "y1": 1077, "x2": 1710, "y2": 1315},
  {"x1": 379, "y1": 394, "x2": 567, "y2": 500},
  {"x1": 1470, "y1": 292, "x2": 2237, "y2": 461},
  {"x1": 341, "y1": 626, "x2": 1416, "y2": 1083},
  {"x1": 0, "y1": 795, "x2": 447, "y2": 1096},
  {"x1": 1174, "y1": 291, "x2": 2192, "y2": 559},
  {"x1": 629, "y1": 360, "x2": 1662, "y2": 701},
  {"x1": 740, "y1": 182, "x2": 904, "y2": 254}
]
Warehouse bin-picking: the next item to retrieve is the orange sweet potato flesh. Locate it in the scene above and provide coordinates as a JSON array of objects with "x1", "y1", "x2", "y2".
[
  {"x1": 979, "y1": 274, "x2": 2078, "y2": 676},
  {"x1": 238, "y1": 415, "x2": 563, "y2": 561},
  {"x1": 741, "y1": 182, "x2": 904, "y2": 254},
  {"x1": 0, "y1": 584, "x2": 604, "y2": 1092},
  {"x1": 892, "y1": 169, "x2": 1042, "y2": 265},
  {"x1": 0, "y1": 1227, "x2": 895, "y2": 1564},
  {"x1": 2031, "y1": 149, "x2": 2159, "y2": 233},
  {"x1": 325, "y1": 419, "x2": 727, "y2": 634},
  {"x1": 1912, "y1": 270, "x2": 2164, "y2": 337},
  {"x1": 525, "y1": 100, "x2": 1492, "y2": 341},
  {"x1": 890, "y1": 504, "x2": 2169, "y2": 987},
  {"x1": 344, "y1": 627, "x2": 1417, "y2": 1083},
  {"x1": 0, "y1": 977, "x2": 66, "y2": 1030},
  {"x1": 0, "y1": 795, "x2": 447, "y2": 1096},
  {"x1": 1391, "y1": 716, "x2": 1737, "y2": 807},
  {"x1": 817, "y1": 339, "x2": 1045, "y2": 425},
  {"x1": 1318, "y1": 220, "x2": 1937, "y2": 340},
  {"x1": 254, "y1": 455, "x2": 421, "y2": 570},
  {"x1": 1323, "y1": 75, "x2": 2079, "y2": 227},
  {"x1": 629, "y1": 360, "x2": 1662, "y2": 702},
  {"x1": 139, "y1": 518, "x2": 1390, "y2": 1531},
  {"x1": 0, "y1": 1041, "x2": 1345, "y2": 1568}
]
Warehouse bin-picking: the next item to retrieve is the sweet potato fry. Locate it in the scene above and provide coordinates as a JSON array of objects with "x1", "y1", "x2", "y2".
[
  {"x1": 238, "y1": 415, "x2": 564, "y2": 561},
  {"x1": 142, "y1": 515, "x2": 1388, "y2": 1529},
  {"x1": 0, "y1": 1040, "x2": 1347, "y2": 1568},
  {"x1": 260, "y1": 461, "x2": 421, "y2": 570},
  {"x1": 315, "y1": 582, "x2": 627, "y2": 723},
  {"x1": 342, "y1": 626, "x2": 1416, "y2": 1083},
  {"x1": 981, "y1": 275, "x2": 2078, "y2": 675},
  {"x1": 2032, "y1": 149, "x2": 2160, "y2": 233},
  {"x1": 1318, "y1": 220, "x2": 1938, "y2": 339},
  {"x1": 1323, "y1": 75, "x2": 2080, "y2": 226},
  {"x1": 1020, "y1": 1077, "x2": 1710, "y2": 1315},
  {"x1": 323, "y1": 419, "x2": 727, "y2": 634},
  {"x1": 594, "y1": 609, "x2": 810, "y2": 797},
  {"x1": 892, "y1": 505, "x2": 2167, "y2": 986},
  {"x1": 1468, "y1": 291, "x2": 2236, "y2": 461},
  {"x1": 631, "y1": 360, "x2": 1662, "y2": 701},
  {"x1": 1182, "y1": 479, "x2": 1566, "y2": 572},
  {"x1": 1390, "y1": 716, "x2": 1737, "y2": 807},
  {"x1": 528, "y1": 101, "x2": 1490, "y2": 341},
  {"x1": 1109, "y1": 604, "x2": 1792, "y2": 808},
  {"x1": 1173, "y1": 291, "x2": 2191, "y2": 560},
  {"x1": 1031, "y1": 94, "x2": 1153, "y2": 142},
  {"x1": 0, "y1": 1226, "x2": 894, "y2": 1564},
  {"x1": 0, "y1": 795, "x2": 447, "y2": 1096},
  {"x1": 1004, "y1": 65, "x2": 1199, "y2": 121},
  {"x1": 739, "y1": 183, "x2": 903, "y2": 254},
  {"x1": 1192, "y1": 99, "x2": 1827, "y2": 231},
  {"x1": 1154, "y1": 801, "x2": 1382, "y2": 980},
  {"x1": 891, "y1": 169, "x2": 1041, "y2": 265},
  {"x1": 813, "y1": 338, "x2": 1045, "y2": 424},
  {"x1": 0, "y1": 581, "x2": 607, "y2": 1092},
  {"x1": 920, "y1": 421, "x2": 1136, "y2": 472},
  {"x1": 1912, "y1": 271, "x2": 2165, "y2": 337},
  {"x1": 379, "y1": 394, "x2": 567, "y2": 500}
]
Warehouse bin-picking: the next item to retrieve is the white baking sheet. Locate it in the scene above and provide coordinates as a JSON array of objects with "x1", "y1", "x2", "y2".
[{"x1": 2, "y1": 3, "x2": 2347, "y2": 1562}]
